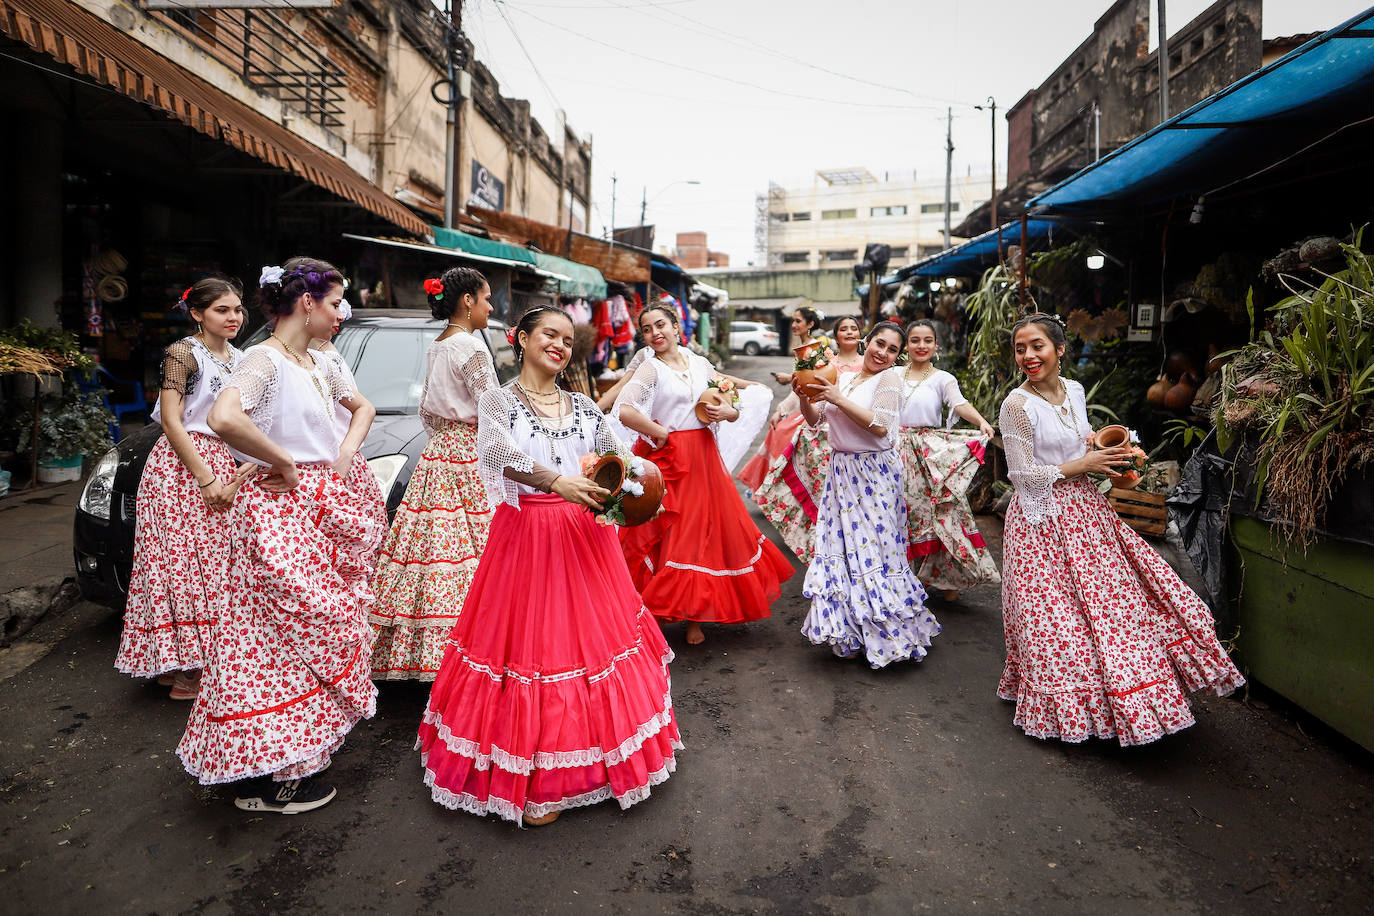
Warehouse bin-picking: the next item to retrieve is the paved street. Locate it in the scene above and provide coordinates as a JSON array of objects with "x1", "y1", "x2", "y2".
[{"x1": 1, "y1": 354, "x2": 1370, "y2": 914}]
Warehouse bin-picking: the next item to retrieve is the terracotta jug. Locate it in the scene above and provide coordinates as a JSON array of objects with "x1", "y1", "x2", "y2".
[
  {"x1": 1146, "y1": 375, "x2": 1171, "y2": 407},
  {"x1": 1164, "y1": 375, "x2": 1197, "y2": 410},
  {"x1": 694, "y1": 388, "x2": 730, "y2": 424},
  {"x1": 618, "y1": 458, "x2": 666, "y2": 527}
]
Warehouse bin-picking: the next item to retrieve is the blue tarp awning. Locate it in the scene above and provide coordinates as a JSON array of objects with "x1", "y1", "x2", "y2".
[
  {"x1": 895, "y1": 219, "x2": 1059, "y2": 281},
  {"x1": 1029, "y1": 8, "x2": 1374, "y2": 216}
]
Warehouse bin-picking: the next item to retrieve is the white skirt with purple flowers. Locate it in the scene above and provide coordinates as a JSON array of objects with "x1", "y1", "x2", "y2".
[{"x1": 801, "y1": 448, "x2": 941, "y2": 668}]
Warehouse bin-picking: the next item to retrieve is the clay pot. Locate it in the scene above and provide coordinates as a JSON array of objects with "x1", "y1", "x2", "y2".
[
  {"x1": 588, "y1": 454, "x2": 624, "y2": 495},
  {"x1": 793, "y1": 362, "x2": 838, "y2": 402},
  {"x1": 1093, "y1": 424, "x2": 1131, "y2": 449},
  {"x1": 1164, "y1": 351, "x2": 1197, "y2": 380},
  {"x1": 694, "y1": 388, "x2": 730, "y2": 424},
  {"x1": 1164, "y1": 374, "x2": 1197, "y2": 410},
  {"x1": 618, "y1": 458, "x2": 666, "y2": 527},
  {"x1": 1146, "y1": 375, "x2": 1171, "y2": 407}
]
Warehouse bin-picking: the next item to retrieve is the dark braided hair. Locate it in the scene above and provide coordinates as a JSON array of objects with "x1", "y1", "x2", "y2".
[
  {"x1": 1010, "y1": 312, "x2": 1067, "y2": 349},
  {"x1": 866, "y1": 320, "x2": 905, "y2": 346},
  {"x1": 511, "y1": 306, "x2": 573, "y2": 363},
  {"x1": 180, "y1": 276, "x2": 242, "y2": 317},
  {"x1": 428, "y1": 266, "x2": 488, "y2": 321},
  {"x1": 258, "y1": 256, "x2": 344, "y2": 319}
]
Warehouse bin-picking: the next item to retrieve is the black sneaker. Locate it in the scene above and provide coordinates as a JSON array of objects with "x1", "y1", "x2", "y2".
[{"x1": 233, "y1": 777, "x2": 336, "y2": 814}]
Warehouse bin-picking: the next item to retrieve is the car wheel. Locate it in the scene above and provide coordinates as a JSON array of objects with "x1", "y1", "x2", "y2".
[{"x1": 744, "y1": 342, "x2": 761, "y2": 356}]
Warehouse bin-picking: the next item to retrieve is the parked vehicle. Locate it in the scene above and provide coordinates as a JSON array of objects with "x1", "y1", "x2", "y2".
[
  {"x1": 73, "y1": 310, "x2": 516, "y2": 609},
  {"x1": 729, "y1": 320, "x2": 781, "y2": 355}
]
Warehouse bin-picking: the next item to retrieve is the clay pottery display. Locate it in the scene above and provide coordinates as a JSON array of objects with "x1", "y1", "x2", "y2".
[
  {"x1": 1164, "y1": 374, "x2": 1197, "y2": 410},
  {"x1": 1146, "y1": 375, "x2": 1171, "y2": 407},
  {"x1": 618, "y1": 458, "x2": 666, "y2": 527},
  {"x1": 694, "y1": 388, "x2": 730, "y2": 424}
]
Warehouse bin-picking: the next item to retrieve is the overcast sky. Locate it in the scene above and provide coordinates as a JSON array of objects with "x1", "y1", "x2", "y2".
[{"x1": 460, "y1": 0, "x2": 1365, "y2": 265}]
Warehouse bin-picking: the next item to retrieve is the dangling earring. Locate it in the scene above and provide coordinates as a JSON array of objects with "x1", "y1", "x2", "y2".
[
  {"x1": 196, "y1": 321, "x2": 203, "y2": 335},
  {"x1": 305, "y1": 308, "x2": 312, "y2": 330}
]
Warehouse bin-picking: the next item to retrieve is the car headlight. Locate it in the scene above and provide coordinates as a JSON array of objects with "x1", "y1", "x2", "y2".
[
  {"x1": 365, "y1": 454, "x2": 409, "y2": 500},
  {"x1": 78, "y1": 447, "x2": 120, "y2": 520}
]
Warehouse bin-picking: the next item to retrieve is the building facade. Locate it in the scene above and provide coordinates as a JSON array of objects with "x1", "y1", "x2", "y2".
[
  {"x1": 673, "y1": 232, "x2": 730, "y2": 270},
  {"x1": 755, "y1": 168, "x2": 990, "y2": 272}
]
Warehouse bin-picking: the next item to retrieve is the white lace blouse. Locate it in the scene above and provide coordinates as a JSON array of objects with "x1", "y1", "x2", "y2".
[
  {"x1": 221, "y1": 345, "x2": 356, "y2": 466},
  {"x1": 418, "y1": 331, "x2": 500, "y2": 432},
  {"x1": 151, "y1": 337, "x2": 244, "y2": 436},
  {"x1": 818, "y1": 367, "x2": 903, "y2": 454},
  {"x1": 898, "y1": 368, "x2": 968, "y2": 428},
  {"x1": 477, "y1": 386, "x2": 624, "y2": 509},
  {"x1": 998, "y1": 379, "x2": 1091, "y2": 525},
  {"x1": 613, "y1": 350, "x2": 715, "y2": 437}
]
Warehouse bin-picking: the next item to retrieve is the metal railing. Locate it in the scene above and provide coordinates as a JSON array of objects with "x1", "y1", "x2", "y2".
[{"x1": 147, "y1": 4, "x2": 346, "y2": 129}]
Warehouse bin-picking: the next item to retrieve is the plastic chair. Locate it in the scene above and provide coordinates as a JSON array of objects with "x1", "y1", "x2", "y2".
[{"x1": 80, "y1": 366, "x2": 147, "y2": 442}]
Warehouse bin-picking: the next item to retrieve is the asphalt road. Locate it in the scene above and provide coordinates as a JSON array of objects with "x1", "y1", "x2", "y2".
[{"x1": 1, "y1": 353, "x2": 1370, "y2": 914}]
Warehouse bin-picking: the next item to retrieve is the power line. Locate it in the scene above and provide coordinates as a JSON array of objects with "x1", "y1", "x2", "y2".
[{"x1": 490, "y1": 0, "x2": 564, "y2": 113}]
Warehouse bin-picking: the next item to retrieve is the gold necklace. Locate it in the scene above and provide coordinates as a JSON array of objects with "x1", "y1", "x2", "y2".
[
  {"x1": 271, "y1": 333, "x2": 329, "y2": 404},
  {"x1": 904, "y1": 363, "x2": 934, "y2": 387},
  {"x1": 1026, "y1": 377, "x2": 1078, "y2": 433},
  {"x1": 515, "y1": 379, "x2": 560, "y2": 397}
]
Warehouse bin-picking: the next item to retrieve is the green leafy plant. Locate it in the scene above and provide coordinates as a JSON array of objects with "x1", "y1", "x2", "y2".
[
  {"x1": 1161, "y1": 418, "x2": 1210, "y2": 452},
  {"x1": 1214, "y1": 227, "x2": 1374, "y2": 545},
  {"x1": 10, "y1": 382, "x2": 114, "y2": 463},
  {"x1": 0, "y1": 320, "x2": 96, "y2": 375},
  {"x1": 959, "y1": 263, "x2": 1025, "y2": 422}
]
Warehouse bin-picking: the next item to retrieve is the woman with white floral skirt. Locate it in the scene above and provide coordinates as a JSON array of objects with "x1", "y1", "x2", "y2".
[
  {"x1": 998, "y1": 313, "x2": 1244, "y2": 746},
  {"x1": 797, "y1": 321, "x2": 940, "y2": 668}
]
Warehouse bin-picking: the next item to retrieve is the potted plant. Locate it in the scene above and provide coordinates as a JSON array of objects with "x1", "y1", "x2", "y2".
[
  {"x1": 11, "y1": 382, "x2": 114, "y2": 482},
  {"x1": 1210, "y1": 227, "x2": 1374, "y2": 752}
]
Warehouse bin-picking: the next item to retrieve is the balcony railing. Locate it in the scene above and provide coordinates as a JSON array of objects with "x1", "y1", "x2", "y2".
[{"x1": 146, "y1": 4, "x2": 346, "y2": 129}]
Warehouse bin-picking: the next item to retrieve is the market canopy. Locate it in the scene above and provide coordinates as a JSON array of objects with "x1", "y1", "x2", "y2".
[
  {"x1": 431, "y1": 226, "x2": 538, "y2": 268},
  {"x1": 894, "y1": 219, "x2": 1059, "y2": 282},
  {"x1": 1029, "y1": 9, "x2": 1374, "y2": 217},
  {"x1": 531, "y1": 252, "x2": 607, "y2": 299}
]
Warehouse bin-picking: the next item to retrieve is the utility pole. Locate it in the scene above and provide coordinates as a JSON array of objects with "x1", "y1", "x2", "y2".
[
  {"x1": 1093, "y1": 100, "x2": 1101, "y2": 160},
  {"x1": 639, "y1": 186, "x2": 647, "y2": 226},
  {"x1": 1157, "y1": 0, "x2": 1170, "y2": 123},
  {"x1": 987, "y1": 98, "x2": 997, "y2": 235},
  {"x1": 943, "y1": 106, "x2": 954, "y2": 250},
  {"x1": 608, "y1": 172, "x2": 617, "y2": 255},
  {"x1": 442, "y1": 0, "x2": 463, "y2": 229}
]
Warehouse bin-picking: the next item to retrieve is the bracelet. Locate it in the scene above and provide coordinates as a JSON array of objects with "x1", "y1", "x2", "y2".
[{"x1": 198, "y1": 477, "x2": 216, "y2": 489}]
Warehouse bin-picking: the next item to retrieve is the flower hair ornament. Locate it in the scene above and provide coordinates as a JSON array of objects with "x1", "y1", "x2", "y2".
[
  {"x1": 505, "y1": 327, "x2": 517, "y2": 345},
  {"x1": 423, "y1": 278, "x2": 444, "y2": 300},
  {"x1": 259, "y1": 265, "x2": 285, "y2": 287},
  {"x1": 174, "y1": 287, "x2": 192, "y2": 312},
  {"x1": 338, "y1": 298, "x2": 353, "y2": 322}
]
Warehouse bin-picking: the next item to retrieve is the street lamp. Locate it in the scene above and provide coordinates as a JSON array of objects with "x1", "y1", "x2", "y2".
[
  {"x1": 640, "y1": 180, "x2": 702, "y2": 225},
  {"x1": 973, "y1": 97, "x2": 997, "y2": 239}
]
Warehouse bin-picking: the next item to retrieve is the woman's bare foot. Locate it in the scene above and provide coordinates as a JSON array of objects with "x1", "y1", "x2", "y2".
[
  {"x1": 524, "y1": 811, "x2": 560, "y2": 827},
  {"x1": 685, "y1": 622, "x2": 705, "y2": 645},
  {"x1": 941, "y1": 589, "x2": 959, "y2": 603}
]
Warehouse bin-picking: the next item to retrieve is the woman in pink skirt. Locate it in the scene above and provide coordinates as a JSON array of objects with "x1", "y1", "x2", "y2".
[
  {"x1": 418, "y1": 306, "x2": 681, "y2": 827},
  {"x1": 998, "y1": 313, "x2": 1244, "y2": 746},
  {"x1": 178, "y1": 257, "x2": 385, "y2": 814},
  {"x1": 896, "y1": 319, "x2": 1000, "y2": 601},
  {"x1": 736, "y1": 306, "x2": 824, "y2": 493},
  {"x1": 116, "y1": 278, "x2": 251, "y2": 700},
  {"x1": 370, "y1": 267, "x2": 499, "y2": 680}
]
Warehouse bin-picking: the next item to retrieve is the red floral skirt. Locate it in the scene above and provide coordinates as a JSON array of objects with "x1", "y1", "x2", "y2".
[
  {"x1": 116, "y1": 433, "x2": 238, "y2": 678},
  {"x1": 418, "y1": 494, "x2": 681, "y2": 824},
  {"x1": 177, "y1": 465, "x2": 385, "y2": 784},
  {"x1": 621, "y1": 428, "x2": 793, "y2": 624},
  {"x1": 999, "y1": 477, "x2": 1244, "y2": 746},
  {"x1": 370, "y1": 420, "x2": 493, "y2": 680}
]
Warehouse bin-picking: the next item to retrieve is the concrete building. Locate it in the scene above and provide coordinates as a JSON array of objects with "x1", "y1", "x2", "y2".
[
  {"x1": 673, "y1": 232, "x2": 730, "y2": 270},
  {"x1": 958, "y1": 0, "x2": 1271, "y2": 237},
  {"x1": 755, "y1": 168, "x2": 990, "y2": 272}
]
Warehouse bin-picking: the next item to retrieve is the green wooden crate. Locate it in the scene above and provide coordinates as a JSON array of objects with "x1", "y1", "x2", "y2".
[{"x1": 1230, "y1": 517, "x2": 1374, "y2": 752}]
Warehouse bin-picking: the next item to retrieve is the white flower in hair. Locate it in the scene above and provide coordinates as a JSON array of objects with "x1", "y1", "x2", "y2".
[
  {"x1": 259, "y1": 265, "x2": 285, "y2": 286},
  {"x1": 339, "y1": 298, "x2": 353, "y2": 321}
]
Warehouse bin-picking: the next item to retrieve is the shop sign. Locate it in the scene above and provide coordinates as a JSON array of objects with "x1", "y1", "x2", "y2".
[{"x1": 470, "y1": 162, "x2": 505, "y2": 212}]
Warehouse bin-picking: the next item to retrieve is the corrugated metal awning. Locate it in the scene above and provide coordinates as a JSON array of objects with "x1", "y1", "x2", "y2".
[{"x1": 1, "y1": 0, "x2": 430, "y2": 238}]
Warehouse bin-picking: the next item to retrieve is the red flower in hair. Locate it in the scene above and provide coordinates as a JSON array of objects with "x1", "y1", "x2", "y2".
[
  {"x1": 181, "y1": 287, "x2": 193, "y2": 301},
  {"x1": 505, "y1": 328, "x2": 517, "y2": 345},
  {"x1": 423, "y1": 278, "x2": 444, "y2": 296}
]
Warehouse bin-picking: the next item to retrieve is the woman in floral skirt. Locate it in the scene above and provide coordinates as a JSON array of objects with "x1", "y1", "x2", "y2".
[
  {"x1": 116, "y1": 278, "x2": 251, "y2": 700},
  {"x1": 896, "y1": 319, "x2": 1000, "y2": 602},
  {"x1": 369, "y1": 268, "x2": 499, "y2": 680},
  {"x1": 736, "y1": 307, "x2": 824, "y2": 493},
  {"x1": 998, "y1": 312, "x2": 1244, "y2": 745},
  {"x1": 418, "y1": 306, "x2": 681, "y2": 827},
  {"x1": 615, "y1": 304, "x2": 793, "y2": 645},
  {"x1": 311, "y1": 296, "x2": 384, "y2": 533},
  {"x1": 752, "y1": 315, "x2": 864, "y2": 561},
  {"x1": 797, "y1": 321, "x2": 941, "y2": 668},
  {"x1": 178, "y1": 257, "x2": 385, "y2": 814}
]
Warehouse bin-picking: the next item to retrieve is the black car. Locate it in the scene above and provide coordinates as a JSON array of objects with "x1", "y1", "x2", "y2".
[{"x1": 73, "y1": 310, "x2": 516, "y2": 608}]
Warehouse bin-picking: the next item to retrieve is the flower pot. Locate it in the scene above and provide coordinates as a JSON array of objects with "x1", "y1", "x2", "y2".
[
  {"x1": 1091, "y1": 425, "x2": 1142, "y2": 488},
  {"x1": 618, "y1": 458, "x2": 665, "y2": 527},
  {"x1": 37, "y1": 454, "x2": 83, "y2": 483},
  {"x1": 793, "y1": 363, "x2": 838, "y2": 402},
  {"x1": 694, "y1": 389, "x2": 730, "y2": 424}
]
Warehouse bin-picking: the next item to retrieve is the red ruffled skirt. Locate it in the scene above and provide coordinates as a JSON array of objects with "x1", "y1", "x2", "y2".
[
  {"x1": 177, "y1": 465, "x2": 385, "y2": 784},
  {"x1": 736, "y1": 410, "x2": 804, "y2": 492},
  {"x1": 117, "y1": 432, "x2": 238, "y2": 677},
  {"x1": 1000, "y1": 477, "x2": 1245, "y2": 746},
  {"x1": 418, "y1": 494, "x2": 681, "y2": 824},
  {"x1": 621, "y1": 428, "x2": 793, "y2": 624}
]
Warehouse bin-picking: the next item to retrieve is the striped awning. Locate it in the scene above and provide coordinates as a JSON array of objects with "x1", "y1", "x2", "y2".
[{"x1": 1, "y1": 0, "x2": 430, "y2": 237}]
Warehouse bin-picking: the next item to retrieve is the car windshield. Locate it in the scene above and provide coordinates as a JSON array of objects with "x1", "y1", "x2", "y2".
[{"x1": 336, "y1": 326, "x2": 440, "y2": 413}]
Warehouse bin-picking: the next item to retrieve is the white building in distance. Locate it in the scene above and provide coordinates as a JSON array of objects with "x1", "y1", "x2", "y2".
[{"x1": 755, "y1": 167, "x2": 991, "y2": 272}]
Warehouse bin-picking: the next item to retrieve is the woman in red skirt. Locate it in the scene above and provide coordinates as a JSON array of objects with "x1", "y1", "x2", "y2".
[
  {"x1": 178, "y1": 257, "x2": 385, "y2": 814},
  {"x1": 370, "y1": 267, "x2": 499, "y2": 680},
  {"x1": 116, "y1": 278, "x2": 251, "y2": 700},
  {"x1": 998, "y1": 313, "x2": 1244, "y2": 746},
  {"x1": 418, "y1": 306, "x2": 681, "y2": 827},
  {"x1": 615, "y1": 304, "x2": 793, "y2": 645}
]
